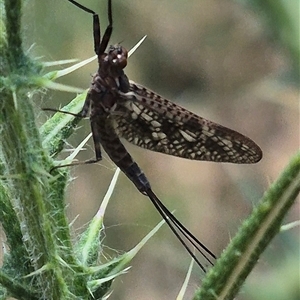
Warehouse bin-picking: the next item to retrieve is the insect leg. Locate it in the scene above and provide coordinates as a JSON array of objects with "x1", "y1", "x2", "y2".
[
  {"x1": 90, "y1": 119, "x2": 103, "y2": 161},
  {"x1": 43, "y1": 89, "x2": 92, "y2": 118},
  {"x1": 98, "y1": 0, "x2": 113, "y2": 55}
]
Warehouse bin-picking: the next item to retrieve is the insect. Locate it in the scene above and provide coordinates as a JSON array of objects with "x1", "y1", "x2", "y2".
[{"x1": 49, "y1": 0, "x2": 262, "y2": 272}]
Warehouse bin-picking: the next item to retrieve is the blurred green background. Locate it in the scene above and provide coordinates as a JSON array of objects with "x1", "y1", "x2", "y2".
[{"x1": 20, "y1": 0, "x2": 300, "y2": 299}]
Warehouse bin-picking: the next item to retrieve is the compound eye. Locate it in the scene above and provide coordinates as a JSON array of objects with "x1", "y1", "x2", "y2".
[
  {"x1": 115, "y1": 46, "x2": 128, "y2": 68},
  {"x1": 121, "y1": 47, "x2": 128, "y2": 58},
  {"x1": 117, "y1": 47, "x2": 123, "y2": 54},
  {"x1": 108, "y1": 45, "x2": 128, "y2": 69}
]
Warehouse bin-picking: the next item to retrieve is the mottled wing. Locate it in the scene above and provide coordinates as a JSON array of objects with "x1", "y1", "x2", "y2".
[{"x1": 113, "y1": 81, "x2": 262, "y2": 163}]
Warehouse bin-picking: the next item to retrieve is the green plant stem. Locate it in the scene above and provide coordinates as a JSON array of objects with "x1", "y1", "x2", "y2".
[
  {"x1": 194, "y1": 151, "x2": 300, "y2": 300},
  {"x1": 1, "y1": 0, "x2": 75, "y2": 298},
  {"x1": 4, "y1": 0, "x2": 23, "y2": 68},
  {"x1": 0, "y1": 271, "x2": 38, "y2": 300}
]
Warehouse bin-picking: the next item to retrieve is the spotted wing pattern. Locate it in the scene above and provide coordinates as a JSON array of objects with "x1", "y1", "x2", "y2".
[{"x1": 113, "y1": 81, "x2": 262, "y2": 164}]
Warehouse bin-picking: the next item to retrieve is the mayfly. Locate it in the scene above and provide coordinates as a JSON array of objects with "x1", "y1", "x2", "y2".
[{"x1": 47, "y1": 0, "x2": 262, "y2": 272}]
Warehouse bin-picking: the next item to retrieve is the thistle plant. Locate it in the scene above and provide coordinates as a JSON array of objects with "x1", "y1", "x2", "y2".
[{"x1": 0, "y1": 1, "x2": 299, "y2": 300}]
